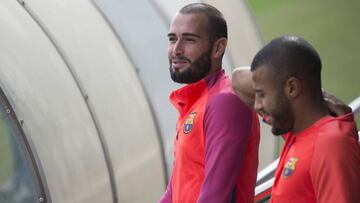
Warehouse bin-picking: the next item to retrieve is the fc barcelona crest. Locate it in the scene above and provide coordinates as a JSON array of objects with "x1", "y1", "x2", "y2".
[
  {"x1": 183, "y1": 112, "x2": 196, "y2": 134},
  {"x1": 283, "y1": 157, "x2": 299, "y2": 178}
]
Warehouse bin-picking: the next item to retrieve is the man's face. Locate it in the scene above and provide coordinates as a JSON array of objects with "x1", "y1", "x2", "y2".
[
  {"x1": 252, "y1": 66, "x2": 295, "y2": 135},
  {"x1": 167, "y1": 13, "x2": 212, "y2": 84}
]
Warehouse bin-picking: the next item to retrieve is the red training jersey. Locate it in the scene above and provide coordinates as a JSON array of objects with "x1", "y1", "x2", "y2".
[
  {"x1": 271, "y1": 113, "x2": 360, "y2": 203},
  {"x1": 159, "y1": 70, "x2": 260, "y2": 203}
]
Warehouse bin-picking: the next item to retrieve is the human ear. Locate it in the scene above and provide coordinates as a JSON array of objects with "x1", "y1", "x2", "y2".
[
  {"x1": 212, "y1": 37, "x2": 227, "y2": 58},
  {"x1": 284, "y1": 77, "x2": 302, "y2": 98}
]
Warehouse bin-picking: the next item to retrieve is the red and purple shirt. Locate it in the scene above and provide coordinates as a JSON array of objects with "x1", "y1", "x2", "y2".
[{"x1": 159, "y1": 69, "x2": 260, "y2": 203}]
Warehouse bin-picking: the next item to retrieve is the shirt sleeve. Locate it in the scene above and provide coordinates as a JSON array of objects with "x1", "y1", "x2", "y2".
[
  {"x1": 310, "y1": 133, "x2": 360, "y2": 203},
  {"x1": 197, "y1": 92, "x2": 253, "y2": 203},
  {"x1": 158, "y1": 175, "x2": 172, "y2": 203}
]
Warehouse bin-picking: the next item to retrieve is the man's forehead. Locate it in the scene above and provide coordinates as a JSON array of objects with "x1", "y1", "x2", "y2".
[
  {"x1": 169, "y1": 13, "x2": 208, "y2": 34},
  {"x1": 252, "y1": 66, "x2": 271, "y2": 81},
  {"x1": 253, "y1": 66, "x2": 281, "y2": 90}
]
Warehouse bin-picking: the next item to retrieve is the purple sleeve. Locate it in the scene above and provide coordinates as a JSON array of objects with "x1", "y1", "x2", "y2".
[
  {"x1": 158, "y1": 175, "x2": 172, "y2": 203},
  {"x1": 197, "y1": 92, "x2": 252, "y2": 203}
]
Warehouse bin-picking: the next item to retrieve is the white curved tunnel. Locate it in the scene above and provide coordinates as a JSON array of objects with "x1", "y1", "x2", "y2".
[{"x1": 0, "y1": 0, "x2": 276, "y2": 202}]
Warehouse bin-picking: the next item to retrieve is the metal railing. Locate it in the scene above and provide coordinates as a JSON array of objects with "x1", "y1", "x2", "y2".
[{"x1": 349, "y1": 96, "x2": 360, "y2": 115}]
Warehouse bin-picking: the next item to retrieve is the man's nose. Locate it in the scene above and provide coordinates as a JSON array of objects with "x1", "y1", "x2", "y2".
[{"x1": 173, "y1": 41, "x2": 184, "y2": 56}]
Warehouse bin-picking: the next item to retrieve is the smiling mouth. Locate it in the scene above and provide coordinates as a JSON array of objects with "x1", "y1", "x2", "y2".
[
  {"x1": 172, "y1": 59, "x2": 188, "y2": 64},
  {"x1": 261, "y1": 114, "x2": 270, "y2": 124},
  {"x1": 171, "y1": 59, "x2": 189, "y2": 69}
]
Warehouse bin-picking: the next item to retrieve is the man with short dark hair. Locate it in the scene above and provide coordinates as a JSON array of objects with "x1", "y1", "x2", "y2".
[
  {"x1": 233, "y1": 35, "x2": 360, "y2": 203},
  {"x1": 159, "y1": 3, "x2": 260, "y2": 203}
]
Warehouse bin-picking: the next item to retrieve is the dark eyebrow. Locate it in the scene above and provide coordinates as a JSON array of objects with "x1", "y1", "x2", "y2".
[
  {"x1": 167, "y1": 33, "x2": 175, "y2": 37},
  {"x1": 167, "y1": 33, "x2": 201, "y2": 39},
  {"x1": 182, "y1": 33, "x2": 201, "y2": 38}
]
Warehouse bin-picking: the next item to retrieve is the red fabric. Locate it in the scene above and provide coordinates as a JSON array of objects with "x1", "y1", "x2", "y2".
[
  {"x1": 271, "y1": 113, "x2": 360, "y2": 203},
  {"x1": 161, "y1": 70, "x2": 259, "y2": 203}
]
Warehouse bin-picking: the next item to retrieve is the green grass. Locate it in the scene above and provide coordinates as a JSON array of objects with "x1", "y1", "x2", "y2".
[{"x1": 247, "y1": 0, "x2": 360, "y2": 126}]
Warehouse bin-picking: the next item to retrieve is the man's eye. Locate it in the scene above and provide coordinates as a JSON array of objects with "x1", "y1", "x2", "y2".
[
  {"x1": 168, "y1": 37, "x2": 176, "y2": 43},
  {"x1": 255, "y1": 92, "x2": 264, "y2": 98}
]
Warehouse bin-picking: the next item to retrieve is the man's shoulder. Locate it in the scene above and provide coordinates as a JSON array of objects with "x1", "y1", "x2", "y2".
[
  {"x1": 312, "y1": 116, "x2": 359, "y2": 156},
  {"x1": 314, "y1": 131, "x2": 357, "y2": 151},
  {"x1": 207, "y1": 76, "x2": 247, "y2": 107},
  {"x1": 205, "y1": 75, "x2": 253, "y2": 118},
  {"x1": 206, "y1": 90, "x2": 250, "y2": 112},
  {"x1": 314, "y1": 114, "x2": 358, "y2": 142}
]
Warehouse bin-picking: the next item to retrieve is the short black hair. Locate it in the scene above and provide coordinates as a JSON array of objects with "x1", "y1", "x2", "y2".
[
  {"x1": 251, "y1": 36, "x2": 322, "y2": 95},
  {"x1": 179, "y1": 3, "x2": 227, "y2": 43}
]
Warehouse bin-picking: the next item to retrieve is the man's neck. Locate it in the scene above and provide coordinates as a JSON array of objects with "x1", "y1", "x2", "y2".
[{"x1": 292, "y1": 100, "x2": 330, "y2": 134}]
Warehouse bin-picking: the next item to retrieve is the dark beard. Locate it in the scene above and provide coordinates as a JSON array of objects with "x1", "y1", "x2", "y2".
[
  {"x1": 169, "y1": 48, "x2": 212, "y2": 84},
  {"x1": 271, "y1": 94, "x2": 295, "y2": 135}
]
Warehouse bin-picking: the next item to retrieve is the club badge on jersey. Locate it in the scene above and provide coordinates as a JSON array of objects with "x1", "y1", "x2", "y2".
[
  {"x1": 283, "y1": 157, "x2": 299, "y2": 178},
  {"x1": 183, "y1": 112, "x2": 196, "y2": 134}
]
